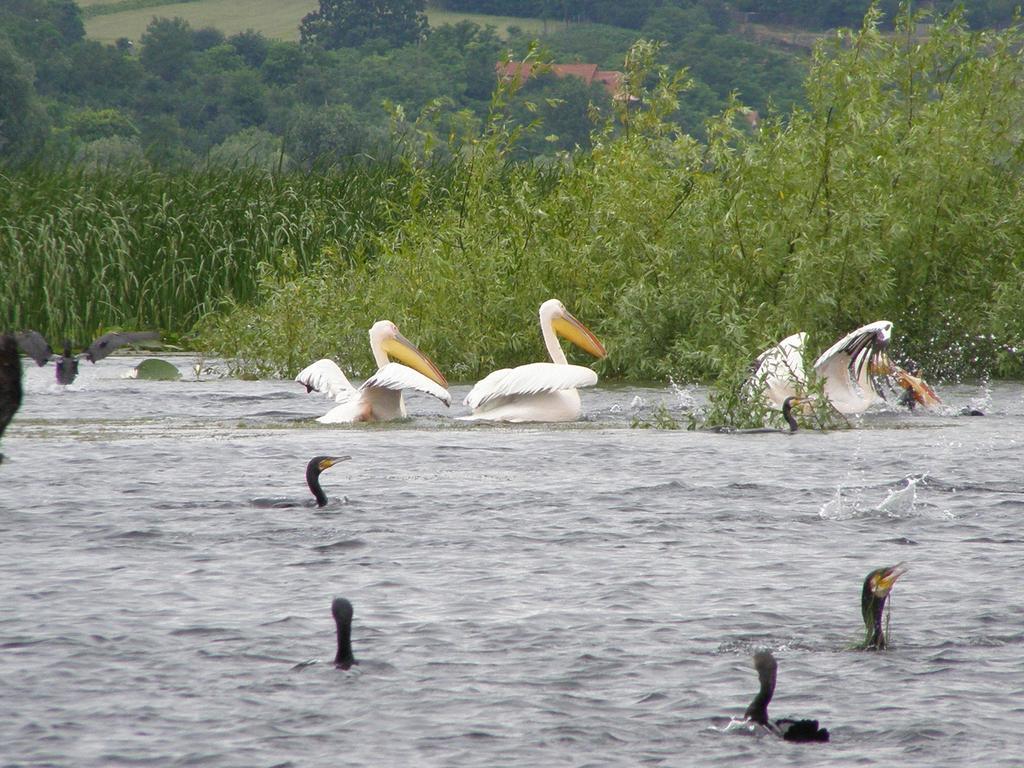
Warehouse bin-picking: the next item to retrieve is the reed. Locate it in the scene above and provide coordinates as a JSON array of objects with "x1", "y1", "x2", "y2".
[{"x1": 0, "y1": 159, "x2": 453, "y2": 344}]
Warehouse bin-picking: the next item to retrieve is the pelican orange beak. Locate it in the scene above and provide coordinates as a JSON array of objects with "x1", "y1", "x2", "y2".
[
  {"x1": 382, "y1": 332, "x2": 449, "y2": 388},
  {"x1": 319, "y1": 456, "x2": 351, "y2": 472},
  {"x1": 894, "y1": 366, "x2": 941, "y2": 407},
  {"x1": 552, "y1": 309, "x2": 607, "y2": 360},
  {"x1": 870, "y1": 563, "x2": 907, "y2": 597}
]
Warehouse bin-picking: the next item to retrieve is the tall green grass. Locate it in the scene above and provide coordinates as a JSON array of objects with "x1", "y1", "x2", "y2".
[{"x1": 0, "y1": 158, "x2": 456, "y2": 345}]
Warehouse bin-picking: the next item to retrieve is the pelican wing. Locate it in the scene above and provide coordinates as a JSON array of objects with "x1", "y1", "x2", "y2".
[
  {"x1": 295, "y1": 359, "x2": 357, "y2": 403},
  {"x1": 813, "y1": 321, "x2": 892, "y2": 414},
  {"x1": 360, "y1": 362, "x2": 451, "y2": 406},
  {"x1": 464, "y1": 362, "x2": 598, "y2": 410},
  {"x1": 746, "y1": 332, "x2": 806, "y2": 409}
]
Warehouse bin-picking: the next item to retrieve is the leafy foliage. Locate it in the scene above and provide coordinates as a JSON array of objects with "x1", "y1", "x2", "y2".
[
  {"x1": 299, "y1": 0, "x2": 428, "y2": 49},
  {"x1": 197, "y1": 12, "x2": 1024, "y2": 386}
]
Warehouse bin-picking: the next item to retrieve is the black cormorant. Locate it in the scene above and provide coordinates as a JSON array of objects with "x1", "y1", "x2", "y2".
[
  {"x1": 0, "y1": 333, "x2": 24, "y2": 464},
  {"x1": 861, "y1": 564, "x2": 906, "y2": 650},
  {"x1": 15, "y1": 330, "x2": 160, "y2": 385},
  {"x1": 780, "y1": 396, "x2": 809, "y2": 433},
  {"x1": 743, "y1": 651, "x2": 829, "y2": 743},
  {"x1": 307, "y1": 455, "x2": 349, "y2": 507},
  {"x1": 332, "y1": 597, "x2": 357, "y2": 669}
]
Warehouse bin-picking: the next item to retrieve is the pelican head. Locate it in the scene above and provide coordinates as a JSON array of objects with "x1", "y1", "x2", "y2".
[
  {"x1": 540, "y1": 299, "x2": 607, "y2": 359},
  {"x1": 370, "y1": 320, "x2": 448, "y2": 389}
]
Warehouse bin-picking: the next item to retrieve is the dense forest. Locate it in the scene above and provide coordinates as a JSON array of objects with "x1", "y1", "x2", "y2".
[
  {"x1": 437, "y1": 0, "x2": 1020, "y2": 30},
  {"x1": 2, "y1": 1, "x2": 1023, "y2": 397},
  {"x1": 0, "y1": 0, "x2": 809, "y2": 167}
]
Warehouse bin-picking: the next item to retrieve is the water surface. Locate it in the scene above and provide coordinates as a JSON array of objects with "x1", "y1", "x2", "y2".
[{"x1": 2, "y1": 357, "x2": 1022, "y2": 766}]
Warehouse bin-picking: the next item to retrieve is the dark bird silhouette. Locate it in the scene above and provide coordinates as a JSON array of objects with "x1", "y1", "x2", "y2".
[
  {"x1": 780, "y1": 396, "x2": 808, "y2": 433},
  {"x1": 15, "y1": 330, "x2": 160, "y2": 385},
  {"x1": 332, "y1": 597, "x2": 357, "y2": 669},
  {"x1": 861, "y1": 564, "x2": 906, "y2": 650},
  {"x1": 0, "y1": 333, "x2": 24, "y2": 464},
  {"x1": 714, "y1": 396, "x2": 812, "y2": 435},
  {"x1": 251, "y1": 455, "x2": 350, "y2": 508},
  {"x1": 744, "y1": 651, "x2": 830, "y2": 743},
  {"x1": 307, "y1": 455, "x2": 349, "y2": 507}
]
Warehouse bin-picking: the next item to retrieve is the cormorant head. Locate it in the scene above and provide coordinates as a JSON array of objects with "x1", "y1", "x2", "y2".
[
  {"x1": 305, "y1": 455, "x2": 350, "y2": 507},
  {"x1": 861, "y1": 563, "x2": 906, "y2": 649},
  {"x1": 781, "y1": 396, "x2": 812, "y2": 432}
]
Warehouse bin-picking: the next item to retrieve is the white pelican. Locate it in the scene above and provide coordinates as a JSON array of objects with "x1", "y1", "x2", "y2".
[
  {"x1": 748, "y1": 320, "x2": 939, "y2": 415},
  {"x1": 461, "y1": 299, "x2": 607, "y2": 422},
  {"x1": 296, "y1": 320, "x2": 450, "y2": 423}
]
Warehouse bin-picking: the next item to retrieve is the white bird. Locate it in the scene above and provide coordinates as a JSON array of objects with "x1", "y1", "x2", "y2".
[
  {"x1": 749, "y1": 321, "x2": 898, "y2": 415},
  {"x1": 296, "y1": 320, "x2": 450, "y2": 423},
  {"x1": 461, "y1": 299, "x2": 607, "y2": 422}
]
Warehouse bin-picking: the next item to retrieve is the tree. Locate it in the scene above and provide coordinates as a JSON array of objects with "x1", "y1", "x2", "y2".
[
  {"x1": 140, "y1": 17, "x2": 195, "y2": 82},
  {"x1": 0, "y1": 35, "x2": 49, "y2": 164},
  {"x1": 299, "y1": 0, "x2": 428, "y2": 50}
]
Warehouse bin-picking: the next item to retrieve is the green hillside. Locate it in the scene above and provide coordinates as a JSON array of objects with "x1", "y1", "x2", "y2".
[{"x1": 83, "y1": 0, "x2": 546, "y2": 43}]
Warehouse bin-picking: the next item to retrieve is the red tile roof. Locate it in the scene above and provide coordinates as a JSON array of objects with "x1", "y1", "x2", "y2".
[{"x1": 496, "y1": 62, "x2": 624, "y2": 96}]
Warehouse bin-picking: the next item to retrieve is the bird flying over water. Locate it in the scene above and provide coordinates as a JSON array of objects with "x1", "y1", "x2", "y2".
[
  {"x1": 296, "y1": 321, "x2": 450, "y2": 423},
  {"x1": 0, "y1": 333, "x2": 24, "y2": 464},
  {"x1": 743, "y1": 651, "x2": 830, "y2": 743},
  {"x1": 15, "y1": 330, "x2": 160, "y2": 385},
  {"x1": 748, "y1": 321, "x2": 937, "y2": 415},
  {"x1": 461, "y1": 299, "x2": 607, "y2": 422},
  {"x1": 861, "y1": 564, "x2": 906, "y2": 650}
]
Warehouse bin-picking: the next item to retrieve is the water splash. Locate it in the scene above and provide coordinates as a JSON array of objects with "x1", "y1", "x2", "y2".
[
  {"x1": 667, "y1": 376, "x2": 696, "y2": 409},
  {"x1": 820, "y1": 475, "x2": 924, "y2": 520},
  {"x1": 876, "y1": 475, "x2": 923, "y2": 516}
]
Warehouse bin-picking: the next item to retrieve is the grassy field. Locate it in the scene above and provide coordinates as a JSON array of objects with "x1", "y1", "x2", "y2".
[{"x1": 83, "y1": 0, "x2": 547, "y2": 43}]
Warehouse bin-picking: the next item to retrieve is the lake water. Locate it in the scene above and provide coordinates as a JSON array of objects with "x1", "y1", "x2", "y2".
[{"x1": 2, "y1": 356, "x2": 1022, "y2": 767}]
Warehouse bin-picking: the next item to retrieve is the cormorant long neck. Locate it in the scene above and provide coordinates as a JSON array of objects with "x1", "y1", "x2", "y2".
[
  {"x1": 862, "y1": 584, "x2": 888, "y2": 650},
  {"x1": 332, "y1": 598, "x2": 356, "y2": 669},
  {"x1": 744, "y1": 652, "x2": 777, "y2": 725},
  {"x1": 782, "y1": 398, "x2": 799, "y2": 432},
  {"x1": 306, "y1": 462, "x2": 328, "y2": 507}
]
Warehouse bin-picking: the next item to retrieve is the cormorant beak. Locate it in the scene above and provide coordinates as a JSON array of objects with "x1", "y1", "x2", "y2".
[
  {"x1": 319, "y1": 456, "x2": 351, "y2": 472},
  {"x1": 871, "y1": 563, "x2": 907, "y2": 597},
  {"x1": 552, "y1": 310, "x2": 607, "y2": 360},
  {"x1": 382, "y1": 332, "x2": 449, "y2": 388}
]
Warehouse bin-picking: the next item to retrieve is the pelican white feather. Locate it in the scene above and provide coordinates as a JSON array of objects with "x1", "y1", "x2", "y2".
[
  {"x1": 461, "y1": 299, "x2": 606, "y2": 422},
  {"x1": 745, "y1": 331, "x2": 806, "y2": 408},
  {"x1": 464, "y1": 362, "x2": 598, "y2": 410},
  {"x1": 295, "y1": 359, "x2": 357, "y2": 403},
  {"x1": 296, "y1": 321, "x2": 449, "y2": 423},
  {"x1": 749, "y1": 321, "x2": 894, "y2": 415}
]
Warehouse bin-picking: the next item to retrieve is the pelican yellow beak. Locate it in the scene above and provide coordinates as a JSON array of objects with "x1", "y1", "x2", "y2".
[
  {"x1": 382, "y1": 332, "x2": 449, "y2": 388},
  {"x1": 552, "y1": 310, "x2": 607, "y2": 360},
  {"x1": 894, "y1": 366, "x2": 941, "y2": 407},
  {"x1": 320, "y1": 456, "x2": 351, "y2": 472},
  {"x1": 871, "y1": 563, "x2": 907, "y2": 597}
]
